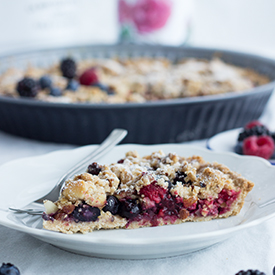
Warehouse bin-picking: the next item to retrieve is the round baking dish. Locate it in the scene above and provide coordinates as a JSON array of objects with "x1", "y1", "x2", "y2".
[{"x1": 0, "y1": 44, "x2": 275, "y2": 145}]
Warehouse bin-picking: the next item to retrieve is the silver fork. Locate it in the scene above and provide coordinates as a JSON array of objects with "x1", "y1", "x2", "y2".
[{"x1": 9, "y1": 128, "x2": 127, "y2": 216}]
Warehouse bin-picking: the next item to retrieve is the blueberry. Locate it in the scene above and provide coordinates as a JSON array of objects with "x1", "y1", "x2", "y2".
[
  {"x1": 50, "y1": 87, "x2": 62, "y2": 97},
  {"x1": 103, "y1": 195, "x2": 120, "y2": 215},
  {"x1": 92, "y1": 83, "x2": 114, "y2": 95},
  {"x1": 66, "y1": 79, "x2": 79, "y2": 91},
  {"x1": 87, "y1": 162, "x2": 102, "y2": 175},
  {"x1": 0, "y1": 263, "x2": 20, "y2": 275},
  {"x1": 200, "y1": 182, "x2": 206, "y2": 188},
  {"x1": 117, "y1": 199, "x2": 141, "y2": 219},
  {"x1": 167, "y1": 180, "x2": 173, "y2": 190},
  {"x1": 173, "y1": 171, "x2": 191, "y2": 185},
  {"x1": 235, "y1": 141, "x2": 243, "y2": 155},
  {"x1": 39, "y1": 75, "x2": 52, "y2": 89},
  {"x1": 72, "y1": 204, "x2": 100, "y2": 222}
]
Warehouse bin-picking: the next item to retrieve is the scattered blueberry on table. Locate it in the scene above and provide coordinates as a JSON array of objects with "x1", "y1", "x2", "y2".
[
  {"x1": 235, "y1": 269, "x2": 266, "y2": 275},
  {"x1": 235, "y1": 120, "x2": 275, "y2": 160},
  {"x1": 0, "y1": 263, "x2": 20, "y2": 275}
]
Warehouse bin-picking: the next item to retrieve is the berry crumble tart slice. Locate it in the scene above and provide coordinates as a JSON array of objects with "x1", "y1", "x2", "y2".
[{"x1": 42, "y1": 150, "x2": 254, "y2": 234}]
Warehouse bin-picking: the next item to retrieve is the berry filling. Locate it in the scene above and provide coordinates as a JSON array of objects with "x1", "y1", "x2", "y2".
[
  {"x1": 43, "y1": 183, "x2": 240, "y2": 227},
  {"x1": 43, "y1": 203, "x2": 100, "y2": 223},
  {"x1": 119, "y1": 183, "x2": 240, "y2": 228}
]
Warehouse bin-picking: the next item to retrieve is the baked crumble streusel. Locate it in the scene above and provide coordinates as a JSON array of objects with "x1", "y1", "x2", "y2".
[
  {"x1": 42, "y1": 150, "x2": 254, "y2": 234},
  {"x1": 0, "y1": 57, "x2": 269, "y2": 104}
]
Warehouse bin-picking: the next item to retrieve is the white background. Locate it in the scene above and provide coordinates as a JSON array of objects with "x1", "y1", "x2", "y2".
[{"x1": 0, "y1": 0, "x2": 275, "y2": 59}]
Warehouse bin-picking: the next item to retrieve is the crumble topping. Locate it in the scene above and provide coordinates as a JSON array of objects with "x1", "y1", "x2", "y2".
[
  {"x1": 0, "y1": 57, "x2": 269, "y2": 104},
  {"x1": 43, "y1": 150, "x2": 254, "y2": 234}
]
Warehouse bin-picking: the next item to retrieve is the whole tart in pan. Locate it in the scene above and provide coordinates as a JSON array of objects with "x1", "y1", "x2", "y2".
[{"x1": 0, "y1": 45, "x2": 274, "y2": 144}]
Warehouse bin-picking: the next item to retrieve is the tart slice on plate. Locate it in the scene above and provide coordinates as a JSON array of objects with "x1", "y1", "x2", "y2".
[{"x1": 42, "y1": 150, "x2": 254, "y2": 234}]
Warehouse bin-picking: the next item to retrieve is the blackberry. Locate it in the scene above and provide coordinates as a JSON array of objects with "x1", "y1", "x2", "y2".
[
  {"x1": 103, "y1": 195, "x2": 120, "y2": 215},
  {"x1": 235, "y1": 269, "x2": 266, "y2": 275},
  {"x1": 238, "y1": 125, "x2": 271, "y2": 142},
  {"x1": 60, "y1": 58, "x2": 77, "y2": 79},
  {"x1": 0, "y1": 263, "x2": 20, "y2": 275},
  {"x1": 87, "y1": 162, "x2": 102, "y2": 175},
  {"x1": 16, "y1": 77, "x2": 39, "y2": 97}
]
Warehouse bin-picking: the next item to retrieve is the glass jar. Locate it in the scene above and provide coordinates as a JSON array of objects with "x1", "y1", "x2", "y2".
[{"x1": 118, "y1": 0, "x2": 194, "y2": 45}]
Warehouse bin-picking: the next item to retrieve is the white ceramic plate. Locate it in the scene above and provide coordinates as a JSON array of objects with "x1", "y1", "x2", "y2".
[
  {"x1": 0, "y1": 144, "x2": 275, "y2": 259},
  {"x1": 207, "y1": 128, "x2": 275, "y2": 165}
]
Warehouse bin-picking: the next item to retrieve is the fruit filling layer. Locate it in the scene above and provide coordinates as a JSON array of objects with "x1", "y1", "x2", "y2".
[
  {"x1": 42, "y1": 150, "x2": 254, "y2": 234},
  {"x1": 43, "y1": 185, "x2": 240, "y2": 228}
]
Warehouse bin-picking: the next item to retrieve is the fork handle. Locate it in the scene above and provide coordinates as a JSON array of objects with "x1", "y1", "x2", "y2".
[{"x1": 35, "y1": 128, "x2": 127, "y2": 203}]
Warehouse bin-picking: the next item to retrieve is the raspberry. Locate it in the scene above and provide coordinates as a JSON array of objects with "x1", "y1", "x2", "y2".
[
  {"x1": 16, "y1": 77, "x2": 39, "y2": 97},
  {"x1": 245, "y1": 120, "x2": 263, "y2": 129},
  {"x1": 79, "y1": 68, "x2": 98, "y2": 86},
  {"x1": 60, "y1": 58, "x2": 77, "y2": 79},
  {"x1": 243, "y1": 135, "x2": 275, "y2": 159},
  {"x1": 139, "y1": 182, "x2": 167, "y2": 204}
]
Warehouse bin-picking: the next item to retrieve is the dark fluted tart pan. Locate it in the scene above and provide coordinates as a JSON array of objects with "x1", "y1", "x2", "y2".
[{"x1": 0, "y1": 44, "x2": 274, "y2": 145}]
